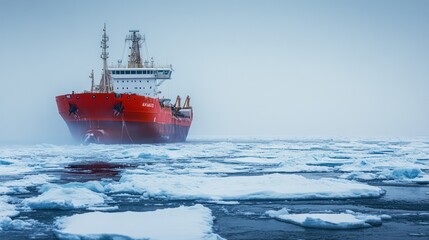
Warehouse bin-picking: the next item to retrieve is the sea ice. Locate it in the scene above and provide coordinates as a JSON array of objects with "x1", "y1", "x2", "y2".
[
  {"x1": 0, "y1": 196, "x2": 19, "y2": 219},
  {"x1": 0, "y1": 196, "x2": 24, "y2": 231},
  {"x1": 0, "y1": 174, "x2": 56, "y2": 194},
  {"x1": 267, "y1": 208, "x2": 384, "y2": 229},
  {"x1": 221, "y1": 157, "x2": 282, "y2": 165},
  {"x1": 23, "y1": 185, "x2": 106, "y2": 210},
  {"x1": 55, "y1": 204, "x2": 223, "y2": 240},
  {"x1": 106, "y1": 173, "x2": 384, "y2": 200},
  {"x1": 413, "y1": 174, "x2": 429, "y2": 184},
  {"x1": 389, "y1": 168, "x2": 422, "y2": 179}
]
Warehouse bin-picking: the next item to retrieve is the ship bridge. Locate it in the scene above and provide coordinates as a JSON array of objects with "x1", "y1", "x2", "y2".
[{"x1": 109, "y1": 66, "x2": 172, "y2": 97}]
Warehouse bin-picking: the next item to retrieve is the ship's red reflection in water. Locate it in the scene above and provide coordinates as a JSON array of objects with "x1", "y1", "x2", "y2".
[{"x1": 64, "y1": 162, "x2": 135, "y2": 181}]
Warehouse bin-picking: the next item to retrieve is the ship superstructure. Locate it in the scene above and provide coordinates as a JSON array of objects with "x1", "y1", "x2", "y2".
[{"x1": 56, "y1": 25, "x2": 192, "y2": 143}]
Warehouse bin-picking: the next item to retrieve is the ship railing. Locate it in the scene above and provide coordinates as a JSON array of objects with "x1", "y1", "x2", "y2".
[{"x1": 109, "y1": 64, "x2": 173, "y2": 69}]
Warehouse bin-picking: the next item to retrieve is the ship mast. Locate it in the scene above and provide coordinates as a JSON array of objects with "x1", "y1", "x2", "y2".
[
  {"x1": 89, "y1": 69, "x2": 94, "y2": 92},
  {"x1": 99, "y1": 24, "x2": 112, "y2": 93},
  {"x1": 126, "y1": 30, "x2": 144, "y2": 68}
]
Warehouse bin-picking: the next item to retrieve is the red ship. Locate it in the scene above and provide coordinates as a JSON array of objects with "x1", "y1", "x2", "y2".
[{"x1": 56, "y1": 26, "x2": 193, "y2": 144}]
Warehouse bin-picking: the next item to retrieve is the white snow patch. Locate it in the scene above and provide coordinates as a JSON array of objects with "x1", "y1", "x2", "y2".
[
  {"x1": 24, "y1": 185, "x2": 106, "y2": 210},
  {"x1": 106, "y1": 173, "x2": 384, "y2": 200},
  {"x1": 55, "y1": 204, "x2": 223, "y2": 240},
  {"x1": 207, "y1": 200, "x2": 240, "y2": 205},
  {"x1": 222, "y1": 157, "x2": 281, "y2": 165},
  {"x1": 86, "y1": 206, "x2": 119, "y2": 211},
  {"x1": 267, "y1": 209, "x2": 384, "y2": 229},
  {"x1": 340, "y1": 172, "x2": 380, "y2": 181}
]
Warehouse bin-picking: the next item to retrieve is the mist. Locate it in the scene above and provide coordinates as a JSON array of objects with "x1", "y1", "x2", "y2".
[{"x1": 0, "y1": 0, "x2": 428, "y2": 144}]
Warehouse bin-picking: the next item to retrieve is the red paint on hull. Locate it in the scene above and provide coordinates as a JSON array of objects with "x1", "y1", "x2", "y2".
[{"x1": 56, "y1": 93, "x2": 192, "y2": 143}]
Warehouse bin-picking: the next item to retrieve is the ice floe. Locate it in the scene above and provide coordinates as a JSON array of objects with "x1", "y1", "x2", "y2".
[
  {"x1": 106, "y1": 173, "x2": 384, "y2": 200},
  {"x1": 0, "y1": 196, "x2": 19, "y2": 219},
  {"x1": 341, "y1": 167, "x2": 429, "y2": 183},
  {"x1": 23, "y1": 184, "x2": 106, "y2": 210},
  {"x1": 55, "y1": 204, "x2": 223, "y2": 240},
  {"x1": 267, "y1": 208, "x2": 387, "y2": 229},
  {"x1": 0, "y1": 196, "x2": 32, "y2": 231},
  {"x1": 0, "y1": 174, "x2": 56, "y2": 194}
]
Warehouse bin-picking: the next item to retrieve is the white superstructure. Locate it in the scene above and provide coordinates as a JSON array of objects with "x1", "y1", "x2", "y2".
[
  {"x1": 92, "y1": 28, "x2": 172, "y2": 97},
  {"x1": 110, "y1": 67, "x2": 172, "y2": 97}
]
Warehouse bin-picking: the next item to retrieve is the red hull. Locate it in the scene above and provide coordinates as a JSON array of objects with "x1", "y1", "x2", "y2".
[{"x1": 56, "y1": 93, "x2": 192, "y2": 144}]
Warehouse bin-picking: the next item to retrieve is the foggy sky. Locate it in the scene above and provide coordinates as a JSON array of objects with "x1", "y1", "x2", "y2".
[{"x1": 0, "y1": 0, "x2": 428, "y2": 143}]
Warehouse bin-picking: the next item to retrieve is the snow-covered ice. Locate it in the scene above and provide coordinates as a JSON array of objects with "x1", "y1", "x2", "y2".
[
  {"x1": 106, "y1": 173, "x2": 384, "y2": 200},
  {"x1": 267, "y1": 208, "x2": 386, "y2": 229},
  {"x1": 55, "y1": 204, "x2": 223, "y2": 240},
  {"x1": 0, "y1": 196, "x2": 35, "y2": 231},
  {"x1": 0, "y1": 196, "x2": 19, "y2": 219},
  {"x1": 24, "y1": 184, "x2": 106, "y2": 210},
  {"x1": 0, "y1": 174, "x2": 55, "y2": 194}
]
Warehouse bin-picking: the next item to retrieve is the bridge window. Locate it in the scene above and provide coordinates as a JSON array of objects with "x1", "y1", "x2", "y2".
[
  {"x1": 131, "y1": 70, "x2": 136, "y2": 74},
  {"x1": 120, "y1": 71, "x2": 124, "y2": 74},
  {"x1": 125, "y1": 70, "x2": 130, "y2": 74},
  {"x1": 137, "y1": 70, "x2": 142, "y2": 74}
]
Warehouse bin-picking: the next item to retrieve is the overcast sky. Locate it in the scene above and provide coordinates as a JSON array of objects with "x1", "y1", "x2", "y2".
[{"x1": 0, "y1": 0, "x2": 428, "y2": 143}]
